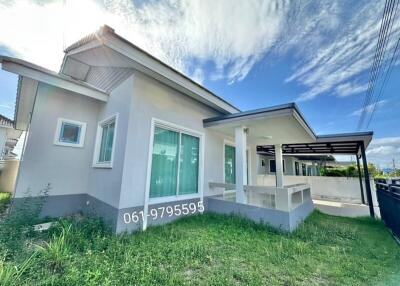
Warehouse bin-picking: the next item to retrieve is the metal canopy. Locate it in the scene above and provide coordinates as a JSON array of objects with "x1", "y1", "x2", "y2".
[{"x1": 257, "y1": 141, "x2": 362, "y2": 155}]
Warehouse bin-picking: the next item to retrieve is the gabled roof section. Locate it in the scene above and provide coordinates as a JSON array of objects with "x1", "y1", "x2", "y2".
[
  {"x1": 0, "y1": 56, "x2": 109, "y2": 102},
  {"x1": 0, "y1": 56, "x2": 109, "y2": 131},
  {"x1": 0, "y1": 114, "x2": 13, "y2": 128},
  {"x1": 62, "y1": 25, "x2": 239, "y2": 114},
  {"x1": 203, "y1": 103, "x2": 315, "y2": 139}
]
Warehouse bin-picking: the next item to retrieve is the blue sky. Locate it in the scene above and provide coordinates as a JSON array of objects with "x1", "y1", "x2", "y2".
[{"x1": 0, "y1": 0, "x2": 399, "y2": 168}]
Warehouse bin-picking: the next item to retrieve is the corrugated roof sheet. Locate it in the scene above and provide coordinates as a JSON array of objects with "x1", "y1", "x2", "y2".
[
  {"x1": 0, "y1": 114, "x2": 13, "y2": 128},
  {"x1": 63, "y1": 25, "x2": 239, "y2": 113},
  {"x1": 85, "y1": 66, "x2": 134, "y2": 93}
]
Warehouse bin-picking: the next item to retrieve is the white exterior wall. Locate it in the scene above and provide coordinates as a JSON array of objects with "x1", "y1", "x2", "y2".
[
  {"x1": 258, "y1": 154, "x2": 296, "y2": 176},
  {"x1": 117, "y1": 72, "x2": 228, "y2": 208},
  {"x1": 0, "y1": 128, "x2": 6, "y2": 159},
  {"x1": 87, "y1": 76, "x2": 134, "y2": 208},
  {"x1": 15, "y1": 83, "x2": 101, "y2": 197}
]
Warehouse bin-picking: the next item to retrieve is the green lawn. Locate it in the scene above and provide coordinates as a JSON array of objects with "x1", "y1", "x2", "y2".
[
  {"x1": 0, "y1": 211, "x2": 399, "y2": 285},
  {"x1": 0, "y1": 192, "x2": 11, "y2": 215}
]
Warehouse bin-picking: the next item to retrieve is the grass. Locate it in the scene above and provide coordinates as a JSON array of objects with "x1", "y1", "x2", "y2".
[
  {"x1": 0, "y1": 211, "x2": 399, "y2": 285},
  {"x1": 0, "y1": 192, "x2": 11, "y2": 215}
]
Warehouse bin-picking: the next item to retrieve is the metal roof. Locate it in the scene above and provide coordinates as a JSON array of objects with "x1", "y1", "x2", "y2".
[
  {"x1": 257, "y1": 141, "x2": 367, "y2": 156},
  {"x1": 203, "y1": 102, "x2": 315, "y2": 134},
  {"x1": 63, "y1": 25, "x2": 240, "y2": 113},
  {"x1": 0, "y1": 114, "x2": 13, "y2": 128},
  {"x1": 0, "y1": 56, "x2": 108, "y2": 95}
]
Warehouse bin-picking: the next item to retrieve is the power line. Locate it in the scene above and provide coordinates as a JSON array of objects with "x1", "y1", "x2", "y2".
[
  {"x1": 357, "y1": 0, "x2": 398, "y2": 130},
  {"x1": 357, "y1": 0, "x2": 395, "y2": 129},
  {"x1": 365, "y1": 1, "x2": 400, "y2": 128}
]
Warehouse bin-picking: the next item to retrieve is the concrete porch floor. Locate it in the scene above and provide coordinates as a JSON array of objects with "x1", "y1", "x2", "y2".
[{"x1": 313, "y1": 199, "x2": 381, "y2": 218}]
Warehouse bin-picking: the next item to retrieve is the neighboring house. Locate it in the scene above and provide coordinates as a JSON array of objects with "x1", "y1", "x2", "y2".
[
  {"x1": 0, "y1": 114, "x2": 21, "y2": 162},
  {"x1": 0, "y1": 114, "x2": 22, "y2": 192},
  {"x1": 0, "y1": 25, "x2": 375, "y2": 232},
  {"x1": 257, "y1": 154, "x2": 335, "y2": 176}
]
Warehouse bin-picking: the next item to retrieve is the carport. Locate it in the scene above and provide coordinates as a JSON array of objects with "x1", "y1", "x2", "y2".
[{"x1": 257, "y1": 131, "x2": 375, "y2": 217}]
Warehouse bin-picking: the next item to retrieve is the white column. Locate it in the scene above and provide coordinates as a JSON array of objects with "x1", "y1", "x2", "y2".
[
  {"x1": 274, "y1": 144, "x2": 284, "y2": 188},
  {"x1": 235, "y1": 126, "x2": 247, "y2": 204}
]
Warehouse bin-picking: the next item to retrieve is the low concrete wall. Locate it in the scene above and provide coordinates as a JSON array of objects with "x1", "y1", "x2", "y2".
[
  {"x1": 257, "y1": 175, "x2": 378, "y2": 206},
  {"x1": 0, "y1": 160, "x2": 20, "y2": 193},
  {"x1": 205, "y1": 196, "x2": 314, "y2": 232}
]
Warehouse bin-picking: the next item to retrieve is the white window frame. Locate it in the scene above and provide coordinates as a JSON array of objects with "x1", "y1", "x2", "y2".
[
  {"x1": 144, "y1": 118, "x2": 205, "y2": 206},
  {"x1": 53, "y1": 118, "x2": 86, "y2": 148},
  {"x1": 222, "y1": 139, "x2": 251, "y2": 185},
  {"x1": 92, "y1": 113, "x2": 119, "y2": 168}
]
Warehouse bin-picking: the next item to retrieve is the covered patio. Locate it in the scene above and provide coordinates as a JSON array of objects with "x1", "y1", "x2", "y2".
[{"x1": 203, "y1": 103, "x2": 374, "y2": 231}]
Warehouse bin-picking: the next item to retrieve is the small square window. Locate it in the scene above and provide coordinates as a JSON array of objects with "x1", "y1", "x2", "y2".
[
  {"x1": 54, "y1": 118, "x2": 86, "y2": 148},
  {"x1": 60, "y1": 122, "x2": 81, "y2": 144}
]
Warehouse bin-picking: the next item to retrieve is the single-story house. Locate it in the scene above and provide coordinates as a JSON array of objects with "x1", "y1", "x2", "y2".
[
  {"x1": 0, "y1": 114, "x2": 21, "y2": 162},
  {"x1": 0, "y1": 25, "x2": 375, "y2": 233}
]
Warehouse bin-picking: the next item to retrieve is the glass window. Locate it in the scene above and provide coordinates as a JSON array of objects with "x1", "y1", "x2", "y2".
[
  {"x1": 60, "y1": 122, "x2": 81, "y2": 144},
  {"x1": 224, "y1": 145, "x2": 236, "y2": 184},
  {"x1": 54, "y1": 118, "x2": 86, "y2": 147},
  {"x1": 98, "y1": 119, "x2": 115, "y2": 163},
  {"x1": 302, "y1": 164, "x2": 307, "y2": 176},
  {"x1": 269, "y1": 159, "x2": 285, "y2": 173},
  {"x1": 150, "y1": 126, "x2": 200, "y2": 198},
  {"x1": 295, "y1": 162, "x2": 300, "y2": 176},
  {"x1": 179, "y1": 134, "x2": 200, "y2": 195}
]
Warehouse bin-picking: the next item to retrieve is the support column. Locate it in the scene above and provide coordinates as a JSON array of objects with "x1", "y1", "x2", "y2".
[
  {"x1": 356, "y1": 155, "x2": 366, "y2": 204},
  {"x1": 274, "y1": 144, "x2": 284, "y2": 188},
  {"x1": 235, "y1": 126, "x2": 247, "y2": 204},
  {"x1": 360, "y1": 142, "x2": 375, "y2": 217}
]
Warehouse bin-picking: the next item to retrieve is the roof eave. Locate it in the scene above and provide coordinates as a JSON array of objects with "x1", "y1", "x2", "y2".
[
  {"x1": 1, "y1": 56, "x2": 109, "y2": 102},
  {"x1": 62, "y1": 26, "x2": 239, "y2": 114}
]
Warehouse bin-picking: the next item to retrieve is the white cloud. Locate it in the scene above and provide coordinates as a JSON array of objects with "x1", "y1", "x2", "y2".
[
  {"x1": 366, "y1": 137, "x2": 400, "y2": 168},
  {"x1": 0, "y1": 103, "x2": 12, "y2": 109},
  {"x1": 334, "y1": 82, "x2": 368, "y2": 98},
  {"x1": 350, "y1": 100, "x2": 387, "y2": 117},
  {"x1": 0, "y1": 0, "x2": 290, "y2": 84},
  {"x1": 283, "y1": 1, "x2": 400, "y2": 101},
  {"x1": 0, "y1": 0, "x2": 398, "y2": 99}
]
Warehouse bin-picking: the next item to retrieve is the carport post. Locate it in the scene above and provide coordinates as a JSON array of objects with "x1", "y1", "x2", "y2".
[
  {"x1": 360, "y1": 142, "x2": 375, "y2": 217},
  {"x1": 235, "y1": 126, "x2": 248, "y2": 204},
  {"x1": 274, "y1": 144, "x2": 284, "y2": 188},
  {"x1": 356, "y1": 155, "x2": 366, "y2": 204}
]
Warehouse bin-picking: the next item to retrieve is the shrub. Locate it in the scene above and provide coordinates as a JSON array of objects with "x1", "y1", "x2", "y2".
[
  {"x1": 36, "y1": 223, "x2": 71, "y2": 272},
  {"x1": 0, "y1": 184, "x2": 50, "y2": 260}
]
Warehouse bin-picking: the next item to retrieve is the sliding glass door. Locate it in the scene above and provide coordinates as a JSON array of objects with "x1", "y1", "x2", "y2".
[
  {"x1": 224, "y1": 145, "x2": 249, "y2": 184},
  {"x1": 150, "y1": 126, "x2": 200, "y2": 198},
  {"x1": 224, "y1": 145, "x2": 236, "y2": 184}
]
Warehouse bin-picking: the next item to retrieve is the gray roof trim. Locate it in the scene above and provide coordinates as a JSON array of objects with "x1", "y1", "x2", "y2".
[
  {"x1": 316, "y1": 131, "x2": 374, "y2": 139},
  {"x1": 203, "y1": 102, "x2": 315, "y2": 135},
  {"x1": 63, "y1": 25, "x2": 240, "y2": 114},
  {"x1": 0, "y1": 56, "x2": 108, "y2": 95}
]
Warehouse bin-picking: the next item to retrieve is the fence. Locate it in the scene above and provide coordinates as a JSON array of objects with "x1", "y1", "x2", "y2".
[{"x1": 375, "y1": 179, "x2": 400, "y2": 242}]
